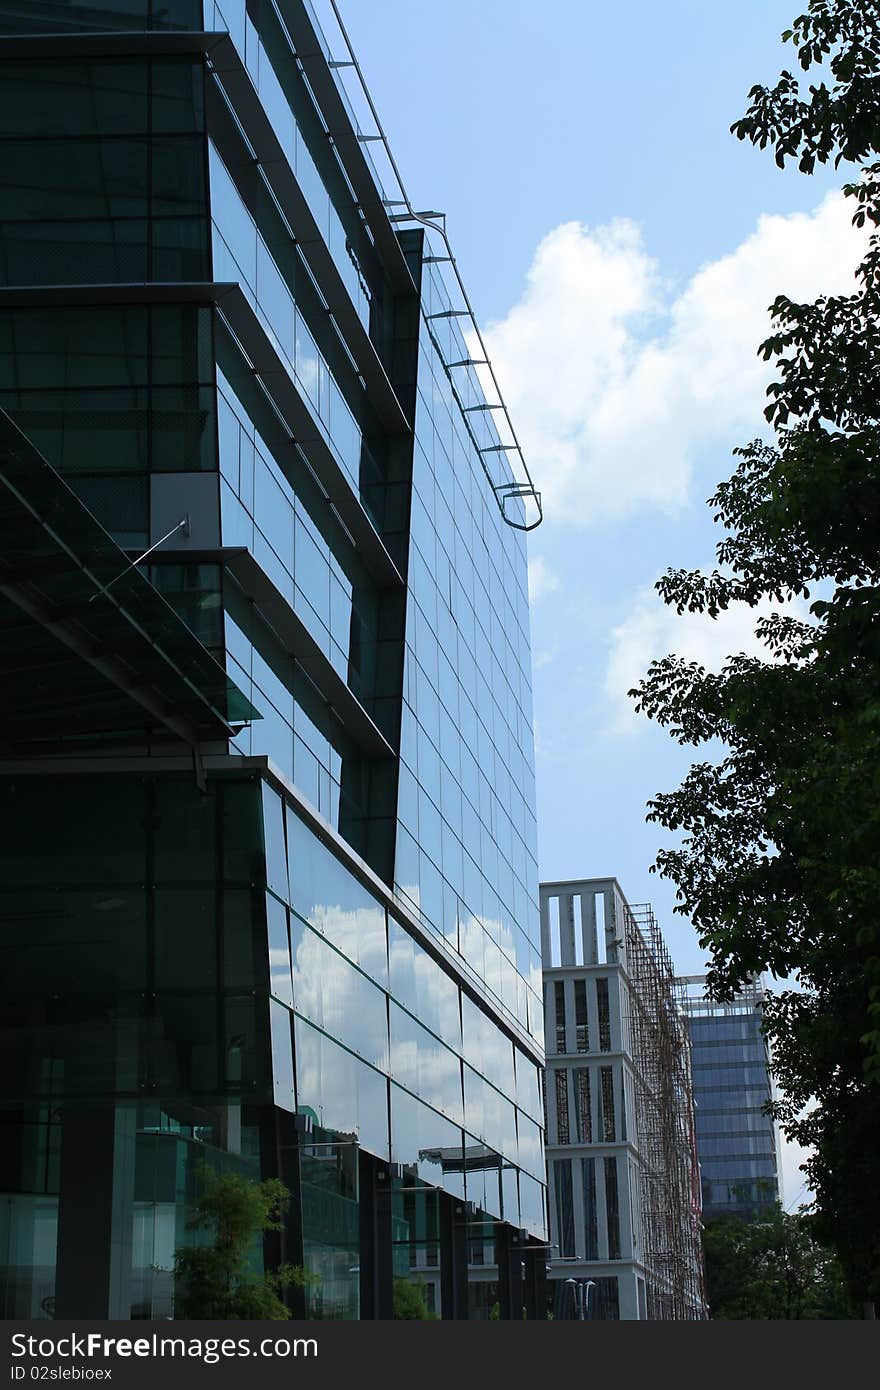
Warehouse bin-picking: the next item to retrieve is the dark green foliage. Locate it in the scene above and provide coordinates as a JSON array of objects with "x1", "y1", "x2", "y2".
[
  {"x1": 731, "y1": 2, "x2": 880, "y2": 175},
  {"x1": 631, "y1": 0, "x2": 880, "y2": 1304},
  {"x1": 391, "y1": 1277, "x2": 438, "y2": 1320},
  {"x1": 703, "y1": 1207, "x2": 858, "y2": 1319},
  {"x1": 173, "y1": 1166, "x2": 312, "y2": 1320}
]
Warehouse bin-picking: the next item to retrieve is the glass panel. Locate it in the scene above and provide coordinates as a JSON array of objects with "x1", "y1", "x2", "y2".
[
  {"x1": 389, "y1": 1003, "x2": 462, "y2": 1125},
  {"x1": 0, "y1": 305, "x2": 149, "y2": 390},
  {"x1": 153, "y1": 888, "x2": 216, "y2": 989},
  {"x1": 221, "y1": 779, "x2": 263, "y2": 884},
  {"x1": 515, "y1": 1112, "x2": 545, "y2": 1183},
  {"x1": 299, "y1": 1133, "x2": 360, "y2": 1320},
  {"x1": 154, "y1": 775, "x2": 215, "y2": 883},
  {"x1": 222, "y1": 888, "x2": 261, "y2": 991},
  {"x1": 1, "y1": 138, "x2": 148, "y2": 221},
  {"x1": 293, "y1": 1015, "x2": 389, "y2": 1161},
  {"x1": 290, "y1": 919, "x2": 388, "y2": 1073},
  {"x1": 270, "y1": 998, "x2": 294, "y2": 1111},
  {"x1": 514, "y1": 1049, "x2": 542, "y2": 1124},
  {"x1": 518, "y1": 1173, "x2": 545, "y2": 1240},
  {"x1": 267, "y1": 894, "x2": 293, "y2": 1006},
  {"x1": 0, "y1": 3, "x2": 204, "y2": 35},
  {"x1": 463, "y1": 1067, "x2": 517, "y2": 1166},
  {"x1": 460, "y1": 995, "x2": 514, "y2": 1097},
  {"x1": 0, "y1": 60, "x2": 149, "y2": 138},
  {"x1": 287, "y1": 808, "x2": 387, "y2": 986},
  {"x1": 260, "y1": 783, "x2": 289, "y2": 901},
  {"x1": 388, "y1": 918, "x2": 461, "y2": 1052},
  {"x1": 390, "y1": 1180, "x2": 440, "y2": 1320},
  {"x1": 390, "y1": 1086, "x2": 464, "y2": 1200}
]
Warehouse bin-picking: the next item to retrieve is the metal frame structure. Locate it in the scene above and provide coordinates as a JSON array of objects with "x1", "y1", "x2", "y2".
[
  {"x1": 0, "y1": 409, "x2": 257, "y2": 754},
  {"x1": 292, "y1": 0, "x2": 544, "y2": 532},
  {"x1": 541, "y1": 877, "x2": 707, "y2": 1319},
  {"x1": 625, "y1": 903, "x2": 706, "y2": 1320}
]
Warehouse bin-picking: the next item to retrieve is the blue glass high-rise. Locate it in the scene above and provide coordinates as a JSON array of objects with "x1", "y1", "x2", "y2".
[{"x1": 678, "y1": 977, "x2": 781, "y2": 1221}]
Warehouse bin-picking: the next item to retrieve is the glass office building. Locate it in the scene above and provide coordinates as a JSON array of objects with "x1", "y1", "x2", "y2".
[
  {"x1": 0, "y1": 0, "x2": 547, "y2": 1320},
  {"x1": 677, "y1": 977, "x2": 781, "y2": 1221}
]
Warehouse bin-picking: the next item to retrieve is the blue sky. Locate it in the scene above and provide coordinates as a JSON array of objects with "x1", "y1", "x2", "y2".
[{"x1": 323, "y1": 1, "x2": 865, "y2": 1208}]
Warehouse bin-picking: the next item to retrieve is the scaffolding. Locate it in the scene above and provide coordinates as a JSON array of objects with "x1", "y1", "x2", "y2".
[
  {"x1": 624, "y1": 903, "x2": 707, "y2": 1319},
  {"x1": 676, "y1": 973, "x2": 767, "y2": 1016}
]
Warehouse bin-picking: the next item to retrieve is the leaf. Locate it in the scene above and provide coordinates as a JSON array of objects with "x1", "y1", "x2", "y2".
[{"x1": 636, "y1": 0, "x2": 880, "y2": 1307}]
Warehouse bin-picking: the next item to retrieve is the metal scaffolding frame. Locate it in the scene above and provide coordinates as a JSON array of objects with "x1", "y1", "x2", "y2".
[{"x1": 624, "y1": 903, "x2": 706, "y2": 1320}]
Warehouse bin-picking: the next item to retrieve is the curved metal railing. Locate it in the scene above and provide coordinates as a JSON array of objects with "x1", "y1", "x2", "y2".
[{"x1": 315, "y1": 0, "x2": 544, "y2": 532}]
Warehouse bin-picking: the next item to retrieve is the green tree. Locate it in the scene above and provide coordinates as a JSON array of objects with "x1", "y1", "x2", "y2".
[
  {"x1": 173, "y1": 1166, "x2": 313, "y2": 1319},
  {"x1": 391, "y1": 1277, "x2": 438, "y2": 1320},
  {"x1": 631, "y1": 0, "x2": 880, "y2": 1306},
  {"x1": 703, "y1": 1207, "x2": 858, "y2": 1319}
]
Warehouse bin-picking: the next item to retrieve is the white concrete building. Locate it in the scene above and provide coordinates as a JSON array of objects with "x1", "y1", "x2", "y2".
[{"x1": 541, "y1": 878, "x2": 706, "y2": 1320}]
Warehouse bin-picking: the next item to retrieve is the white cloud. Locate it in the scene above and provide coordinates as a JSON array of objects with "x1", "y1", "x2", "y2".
[
  {"x1": 604, "y1": 585, "x2": 811, "y2": 735},
  {"x1": 484, "y1": 195, "x2": 866, "y2": 524},
  {"x1": 532, "y1": 643, "x2": 559, "y2": 673},
  {"x1": 527, "y1": 555, "x2": 560, "y2": 602}
]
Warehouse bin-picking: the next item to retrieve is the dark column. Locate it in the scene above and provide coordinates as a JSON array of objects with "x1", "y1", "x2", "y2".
[
  {"x1": 260, "y1": 1107, "x2": 307, "y2": 1317},
  {"x1": 521, "y1": 1246, "x2": 548, "y2": 1321},
  {"x1": 495, "y1": 1224, "x2": 511, "y2": 1319},
  {"x1": 55, "y1": 1104, "x2": 135, "y2": 1318},
  {"x1": 439, "y1": 1193, "x2": 469, "y2": 1321},
  {"x1": 495, "y1": 1225, "x2": 525, "y2": 1321},
  {"x1": 358, "y1": 1152, "x2": 393, "y2": 1319}
]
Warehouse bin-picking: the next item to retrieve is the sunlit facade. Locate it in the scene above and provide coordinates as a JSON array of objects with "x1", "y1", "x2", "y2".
[
  {"x1": 0, "y1": 0, "x2": 546, "y2": 1320},
  {"x1": 541, "y1": 880, "x2": 706, "y2": 1320}
]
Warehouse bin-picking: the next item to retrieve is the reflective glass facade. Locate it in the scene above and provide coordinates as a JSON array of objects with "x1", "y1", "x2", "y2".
[
  {"x1": 396, "y1": 271, "x2": 542, "y2": 1046},
  {"x1": 0, "y1": 0, "x2": 545, "y2": 1320},
  {"x1": 678, "y1": 978, "x2": 781, "y2": 1220}
]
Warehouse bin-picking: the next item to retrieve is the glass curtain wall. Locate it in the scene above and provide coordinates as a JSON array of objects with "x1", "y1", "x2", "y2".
[
  {"x1": 689, "y1": 1011, "x2": 779, "y2": 1215},
  {"x1": 0, "y1": 55, "x2": 213, "y2": 545},
  {"x1": 0, "y1": 769, "x2": 545, "y2": 1316},
  {"x1": 0, "y1": 0, "x2": 548, "y2": 1321},
  {"x1": 0, "y1": 2, "x2": 204, "y2": 32},
  {"x1": 393, "y1": 250, "x2": 542, "y2": 1053},
  {"x1": 0, "y1": 55, "x2": 210, "y2": 289},
  {"x1": 0, "y1": 772, "x2": 271, "y2": 1319}
]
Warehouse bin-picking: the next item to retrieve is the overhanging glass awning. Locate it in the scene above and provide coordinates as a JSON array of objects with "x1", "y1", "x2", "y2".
[{"x1": 0, "y1": 409, "x2": 259, "y2": 750}]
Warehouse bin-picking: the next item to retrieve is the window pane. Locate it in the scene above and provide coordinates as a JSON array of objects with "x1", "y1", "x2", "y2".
[
  {"x1": 294, "y1": 1015, "x2": 389, "y2": 1160},
  {"x1": 290, "y1": 919, "x2": 388, "y2": 1072},
  {"x1": 390, "y1": 1085, "x2": 463, "y2": 1199},
  {"x1": 287, "y1": 808, "x2": 387, "y2": 986}
]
